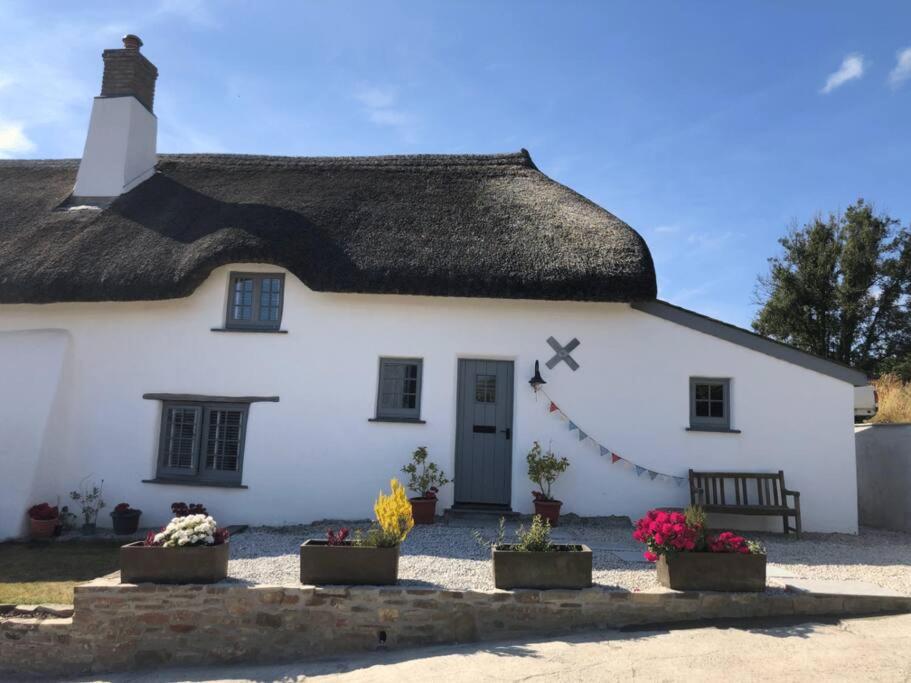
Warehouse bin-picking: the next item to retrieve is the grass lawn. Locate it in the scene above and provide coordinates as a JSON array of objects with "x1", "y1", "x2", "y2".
[{"x1": 0, "y1": 541, "x2": 122, "y2": 605}]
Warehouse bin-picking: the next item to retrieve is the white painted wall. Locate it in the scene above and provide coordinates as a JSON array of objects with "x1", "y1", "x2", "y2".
[
  {"x1": 73, "y1": 96, "x2": 157, "y2": 197},
  {"x1": 0, "y1": 264, "x2": 858, "y2": 538},
  {"x1": 0, "y1": 330, "x2": 72, "y2": 539}
]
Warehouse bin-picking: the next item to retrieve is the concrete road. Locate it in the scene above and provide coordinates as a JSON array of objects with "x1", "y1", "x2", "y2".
[{"x1": 88, "y1": 614, "x2": 911, "y2": 682}]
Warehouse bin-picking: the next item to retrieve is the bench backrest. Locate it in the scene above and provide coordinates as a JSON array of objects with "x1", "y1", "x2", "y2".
[{"x1": 689, "y1": 470, "x2": 788, "y2": 508}]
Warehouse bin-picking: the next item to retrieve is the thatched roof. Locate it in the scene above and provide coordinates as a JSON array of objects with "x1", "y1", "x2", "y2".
[{"x1": 0, "y1": 151, "x2": 657, "y2": 304}]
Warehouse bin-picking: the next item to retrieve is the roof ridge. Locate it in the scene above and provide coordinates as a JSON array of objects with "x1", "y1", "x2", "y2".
[{"x1": 157, "y1": 149, "x2": 536, "y2": 169}]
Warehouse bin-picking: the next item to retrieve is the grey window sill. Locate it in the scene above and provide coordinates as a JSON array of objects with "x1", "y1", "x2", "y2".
[
  {"x1": 686, "y1": 427, "x2": 742, "y2": 434},
  {"x1": 368, "y1": 417, "x2": 427, "y2": 424},
  {"x1": 211, "y1": 327, "x2": 288, "y2": 334},
  {"x1": 142, "y1": 478, "x2": 248, "y2": 489}
]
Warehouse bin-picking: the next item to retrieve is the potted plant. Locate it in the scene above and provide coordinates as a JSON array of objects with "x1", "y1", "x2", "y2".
[
  {"x1": 401, "y1": 446, "x2": 451, "y2": 524},
  {"x1": 120, "y1": 512, "x2": 230, "y2": 584},
  {"x1": 27, "y1": 503, "x2": 59, "y2": 539},
  {"x1": 633, "y1": 506, "x2": 767, "y2": 592},
  {"x1": 477, "y1": 515, "x2": 592, "y2": 589},
  {"x1": 300, "y1": 479, "x2": 414, "y2": 585},
  {"x1": 69, "y1": 478, "x2": 105, "y2": 534},
  {"x1": 527, "y1": 442, "x2": 570, "y2": 526},
  {"x1": 110, "y1": 502, "x2": 143, "y2": 535}
]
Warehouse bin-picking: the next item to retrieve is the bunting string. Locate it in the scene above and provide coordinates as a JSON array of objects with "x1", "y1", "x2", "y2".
[{"x1": 538, "y1": 388, "x2": 687, "y2": 487}]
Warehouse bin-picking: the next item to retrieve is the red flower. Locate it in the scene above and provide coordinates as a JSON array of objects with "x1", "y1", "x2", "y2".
[{"x1": 643, "y1": 551, "x2": 658, "y2": 562}]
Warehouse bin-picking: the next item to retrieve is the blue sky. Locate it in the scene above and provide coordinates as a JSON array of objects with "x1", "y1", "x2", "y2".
[{"x1": 1, "y1": 1, "x2": 909, "y2": 328}]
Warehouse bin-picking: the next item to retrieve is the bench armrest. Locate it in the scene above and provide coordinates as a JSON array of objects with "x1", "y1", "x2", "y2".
[{"x1": 782, "y1": 488, "x2": 800, "y2": 499}]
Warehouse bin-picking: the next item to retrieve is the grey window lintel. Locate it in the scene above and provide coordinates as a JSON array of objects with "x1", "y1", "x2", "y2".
[
  {"x1": 685, "y1": 427, "x2": 742, "y2": 434},
  {"x1": 143, "y1": 393, "x2": 279, "y2": 403}
]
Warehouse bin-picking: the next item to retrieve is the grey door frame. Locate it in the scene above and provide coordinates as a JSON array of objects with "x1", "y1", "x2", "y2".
[{"x1": 453, "y1": 358, "x2": 515, "y2": 507}]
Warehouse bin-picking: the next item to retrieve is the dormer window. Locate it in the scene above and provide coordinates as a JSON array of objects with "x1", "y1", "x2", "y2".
[{"x1": 225, "y1": 272, "x2": 285, "y2": 331}]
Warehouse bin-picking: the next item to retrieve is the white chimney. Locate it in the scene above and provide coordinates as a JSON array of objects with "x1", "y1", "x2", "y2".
[{"x1": 74, "y1": 35, "x2": 158, "y2": 198}]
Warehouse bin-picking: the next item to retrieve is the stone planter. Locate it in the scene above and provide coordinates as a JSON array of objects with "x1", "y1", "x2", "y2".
[
  {"x1": 110, "y1": 509, "x2": 142, "y2": 535},
  {"x1": 410, "y1": 497, "x2": 437, "y2": 525},
  {"x1": 656, "y1": 552, "x2": 767, "y2": 592},
  {"x1": 300, "y1": 540, "x2": 399, "y2": 585},
  {"x1": 492, "y1": 544, "x2": 592, "y2": 589},
  {"x1": 29, "y1": 517, "x2": 58, "y2": 539},
  {"x1": 533, "y1": 499, "x2": 563, "y2": 526},
  {"x1": 120, "y1": 541, "x2": 229, "y2": 584}
]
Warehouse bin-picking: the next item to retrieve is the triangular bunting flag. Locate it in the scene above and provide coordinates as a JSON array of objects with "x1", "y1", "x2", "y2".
[
  {"x1": 648, "y1": 470, "x2": 659, "y2": 480},
  {"x1": 578, "y1": 430, "x2": 587, "y2": 441},
  {"x1": 568, "y1": 421, "x2": 577, "y2": 431},
  {"x1": 635, "y1": 465, "x2": 646, "y2": 477},
  {"x1": 600, "y1": 445, "x2": 610, "y2": 457},
  {"x1": 549, "y1": 402, "x2": 558, "y2": 413},
  {"x1": 611, "y1": 453, "x2": 621, "y2": 464}
]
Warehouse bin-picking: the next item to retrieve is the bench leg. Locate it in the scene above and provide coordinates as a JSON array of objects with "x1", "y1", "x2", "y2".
[{"x1": 782, "y1": 514, "x2": 790, "y2": 535}]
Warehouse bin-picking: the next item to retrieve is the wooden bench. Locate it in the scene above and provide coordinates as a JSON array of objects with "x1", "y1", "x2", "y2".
[{"x1": 688, "y1": 469, "x2": 801, "y2": 537}]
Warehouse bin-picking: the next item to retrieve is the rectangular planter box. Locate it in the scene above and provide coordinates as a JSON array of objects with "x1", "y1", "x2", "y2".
[
  {"x1": 657, "y1": 552, "x2": 767, "y2": 592},
  {"x1": 492, "y1": 544, "x2": 592, "y2": 590},
  {"x1": 300, "y1": 540, "x2": 399, "y2": 585},
  {"x1": 120, "y1": 541, "x2": 229, "y2": 584}
]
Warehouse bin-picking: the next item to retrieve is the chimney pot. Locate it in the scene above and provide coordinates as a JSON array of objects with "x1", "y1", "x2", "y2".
[{"x1": 122, "y1": 34, "x2": 143, "y2": 50}]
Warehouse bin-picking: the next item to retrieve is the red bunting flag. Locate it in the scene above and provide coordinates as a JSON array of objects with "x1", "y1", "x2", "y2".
[
  {"x1": 611, "y1": 453, "x2": 621, "y2": 464},
  {"x1": 548, "y1": 402, "x2": 559, "y2": 413}
]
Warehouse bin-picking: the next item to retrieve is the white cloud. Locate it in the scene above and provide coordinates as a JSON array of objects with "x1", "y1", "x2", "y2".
[
  {"x1": 888, "y1": 47, "x2": 911, "y2": 89},
  {"x1": 353, "y1": 84, "x2": 419, "y2": 142},
  {"x1": 653, "y1": 225, "x2": 680, "y2": 234},
  {"x1": 820, "y1": 53, "x2": 865, "y2": 94},
  {"x1": 0, "y1": 122, "x2": 36, "y2": 158}
]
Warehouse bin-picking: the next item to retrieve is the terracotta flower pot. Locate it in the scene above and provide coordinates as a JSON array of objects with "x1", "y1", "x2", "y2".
[
  {"x1": 29, "y1": 517, "x2": 59, "y2": 539},
  {"x1": 410, "y1": 497, "x2": 437, "y2": 525},
  {"x1": 533, "y1": 499, "x2": 563, "y2": 526}
]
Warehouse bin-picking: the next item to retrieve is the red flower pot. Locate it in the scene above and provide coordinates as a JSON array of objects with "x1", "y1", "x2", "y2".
[
  {"x1": 533, "y1": 499, "x2": 563, "y2": 527},
  {"x1": 29, "y1": 516, "x2": 58, "y2": 539},
  {"x1": 410, "y1": 497, "x2": 437, "y2": 525}
]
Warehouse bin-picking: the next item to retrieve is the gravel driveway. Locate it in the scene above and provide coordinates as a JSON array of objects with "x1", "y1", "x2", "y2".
[{"x1": 226, "y1": 519, "x2": 911, "y2": 594}]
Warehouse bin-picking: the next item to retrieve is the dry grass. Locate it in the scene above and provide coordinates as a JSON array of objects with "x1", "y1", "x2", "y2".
[
  {"x1": 0, "y1": 541, "x2": 121, "y2": 605},
  {"x1": 870, "y1": 374, "x2": 911, "y2": 424}
]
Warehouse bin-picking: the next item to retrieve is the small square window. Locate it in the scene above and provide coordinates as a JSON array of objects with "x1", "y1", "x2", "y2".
[
  {"x1": 226, "y1": 273, "x2": 285, "y2": 330},
  {"x1": 690, "y1": 378, "x2": 731, "y2": 431},
  {"x1": 376, "y1": 358, "x2": 423, "y2": 420}
]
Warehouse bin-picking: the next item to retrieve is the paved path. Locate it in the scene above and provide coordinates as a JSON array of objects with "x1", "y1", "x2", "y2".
[{"x1": 88, "y1": 613, "x2": 911, "y2": 682}]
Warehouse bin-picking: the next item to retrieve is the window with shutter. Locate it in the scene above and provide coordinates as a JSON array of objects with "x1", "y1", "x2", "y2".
[
  {"x1": 156, "y1": 401, "x2": 249, "y2": 484},
  {"x1": 375, "y1": 358, "x2": 423, "y2": 420},
  {"x1": 225, "y1": 272, "x2": 285, "y2": 330}
]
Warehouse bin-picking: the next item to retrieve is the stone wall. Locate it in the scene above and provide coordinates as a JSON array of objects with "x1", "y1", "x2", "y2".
[{"x1": 2, "y1": 577, "x2": 910, "y2": 678}]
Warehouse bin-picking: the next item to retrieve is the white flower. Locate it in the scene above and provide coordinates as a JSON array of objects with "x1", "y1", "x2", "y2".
[{"x1": 153, "y1": 514, "x2": 221, "y2": 547}]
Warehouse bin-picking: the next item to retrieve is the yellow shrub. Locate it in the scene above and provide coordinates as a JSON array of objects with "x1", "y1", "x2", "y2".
[
  {"x1": 372, "y1": 478, "x2": 414, "y2": 547},
  {"x1": 870, "y1": 375, "x2": 911, "y2": 424}
]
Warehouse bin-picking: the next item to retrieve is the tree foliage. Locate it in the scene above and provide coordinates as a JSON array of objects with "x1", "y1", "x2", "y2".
[{"x1": 753, "y1": 199, "x2": 911, "y2": 378}]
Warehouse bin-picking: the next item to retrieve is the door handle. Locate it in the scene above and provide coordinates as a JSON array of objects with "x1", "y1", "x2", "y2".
[{"x1": 500, "y1": 427, "x2": 511, "y2": 440}]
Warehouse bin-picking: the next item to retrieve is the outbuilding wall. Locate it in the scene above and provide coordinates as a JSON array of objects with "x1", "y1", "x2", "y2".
[
  {"x1": 856, "y1": 424, "x2": 911, "y2": 532},
  {"x1": 0, "y1": 264, "x2": 858, "y2": 538}
]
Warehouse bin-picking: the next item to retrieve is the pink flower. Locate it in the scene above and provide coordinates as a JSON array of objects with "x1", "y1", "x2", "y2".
[{"x1": 643, "y1": 551, "x2": 658, "y2": 562}]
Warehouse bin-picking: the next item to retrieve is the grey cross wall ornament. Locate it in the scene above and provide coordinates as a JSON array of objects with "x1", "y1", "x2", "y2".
[{"x1": 545, "y1": 336, "x2": 581, "y2": 371}]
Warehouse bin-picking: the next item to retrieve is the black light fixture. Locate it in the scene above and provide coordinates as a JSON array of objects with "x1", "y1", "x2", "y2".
[{"x1": 529, "y1": 360, "x2": 547, "y2": 392}]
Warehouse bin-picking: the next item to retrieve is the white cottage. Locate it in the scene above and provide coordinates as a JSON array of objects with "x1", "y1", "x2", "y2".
[{"x1": 0, "y1": 37, "x2": 866, "y2": 539}]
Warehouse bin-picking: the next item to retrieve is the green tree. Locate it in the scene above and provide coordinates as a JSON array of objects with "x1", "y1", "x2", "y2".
[{"x1": 753, "y1": 199, "x2": 911, "y2": 378}]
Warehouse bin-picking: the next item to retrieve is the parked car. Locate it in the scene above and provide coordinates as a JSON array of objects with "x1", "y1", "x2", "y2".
[{"x1": 854, "y1": 385, "x2": 878, "y2": 422}]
